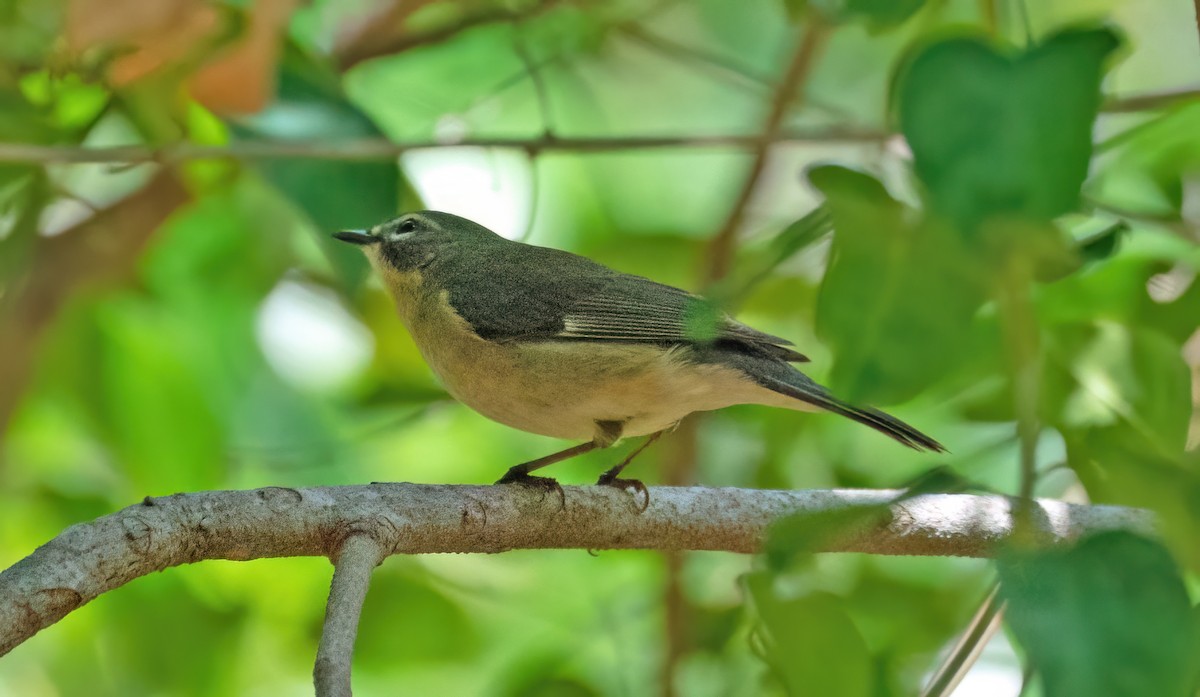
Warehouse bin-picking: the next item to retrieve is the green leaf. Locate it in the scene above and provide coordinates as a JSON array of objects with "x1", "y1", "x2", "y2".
[
  {"x1": 999, "y1": 532, "x2": 1195, "y2": 697},
  {"x1": 1091, "y1": 101, "x2": 1200, "y2": 215},
  {"x1": 746, "y1": 573, "x2": 873, "y2": 697},
  {"x1": 1055, "y1": 325, "x2": 1198, "y2": 571},
  {"x1": 779, "y1": 0, "x2": 808, "y2": 23},
  {"x1": 683, "y1": 297, "x2": 723, "y2": 342},
  {"x1": 238, "y1": 45, "x2": 407, "y2": 289},
  {"x1": 812, "y1": 165, "x2": 985, "y2": 403},
  {"x1": 765, "y1": 503, "x2": 892, "y2": 571},
  {"x1": 1076, "y1": 220, "x2": 1129, "y2": 264},
  {"x1": 897, "y1": 29, "x2": 1119, "y2": 231},
  {"x1": 713, "y1": 205, "x2": 833, "y2": 305},
  {"x1": 355, "y1": 568, "x2": 481, "y2": 668},
  {"x1": 836, "y1": 0, "x2": 926, "y2": 28},
  {"x1": 1051, "y1": 324, "x2": 1190, "y2": 446}
]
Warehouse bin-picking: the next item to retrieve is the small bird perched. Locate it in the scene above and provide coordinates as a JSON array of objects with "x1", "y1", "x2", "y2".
[{"x1": 334, "y1": 211, "x2": 942, "y2": 504}]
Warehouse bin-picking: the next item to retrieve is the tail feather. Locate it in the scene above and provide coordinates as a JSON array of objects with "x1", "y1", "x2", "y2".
[{"x1": 759, "y1": 375, "x2": 946, "y2": 453}]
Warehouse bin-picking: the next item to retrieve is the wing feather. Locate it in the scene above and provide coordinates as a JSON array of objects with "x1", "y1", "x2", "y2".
[
  {"x1": 439, "y1": 240, "x2": 808, "y2": 362},
  {"x1": 557, "y1": 279, "x2": 809, "y2": 362}
]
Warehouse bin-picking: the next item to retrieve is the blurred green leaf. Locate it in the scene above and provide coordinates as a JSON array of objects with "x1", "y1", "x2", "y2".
[
  {"x1": 683, "y1": 297, "x2": 723, "y2": 342},
  {"x1": 765, "y1": 503, "x2": 891, "y2": 571},
  {"x1": 897, "y1": 29, "x2": 1119, "y2": 231},
  {"x1": 356, "y1": 568, "x2": 481, "y2": 668},
  {"x1": 999, "y1": 532, "x2": 1195, "y2": 697},
  {"x1": 1076, "y1": 220, "x2": 1129, "y2": 264},
  {"x1": 834, "y1": 0, "x2": 926, "y2": 28},
  {"x1": 502, "y1": 674, "x2": 602, "y2": 697},
  {"x1": 239, "y1": 45, "x2": 405, "y2": 289},
  {"x1": 1055, "y1": 325, "x2": 1198, "y2": 570},
  {"x1": 746, "y1": 573, "x2": 873, "y2": 697},
  {"x1": 0, "y1": 170, "x2": 50, "y2": 281},
  {"x1": 1091, "y1": 102, "x2": 1200, "y2": 215},
  {"x1": 1029, "y1": 217, "x2": 1129, "y2": 283},
  {"x1": 714, "y1": 205, "x2": 832, "y2": 305},
  {"x1": 812, "y1": 165, "x2": 984, "y2": 403},
  {"x1": 779, "y1": 0, "x2": 808, "y2": 23},
  {"x1": 100, "y1": 573, "x2": 246, "y2": 697},
  {"x1": 1050, "y1": 323, "x2": 1189, "y2": 445}
]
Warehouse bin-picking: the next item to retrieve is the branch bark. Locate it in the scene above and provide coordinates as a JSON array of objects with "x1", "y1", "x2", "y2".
[
  {"x1": 0, "y1": 483, "x2": 1152, "y2": 658},
  {"x1": 314, "y1": 534, "x2": 385, "y2": 697}
]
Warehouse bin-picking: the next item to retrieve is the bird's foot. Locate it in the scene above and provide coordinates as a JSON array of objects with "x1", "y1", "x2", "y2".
[
  {"x1": 596, "y1": 472, "x2": 650, "y2": 513},
  {"x1": 496, "y1": 470, "x2": 566, "y2": 510}
]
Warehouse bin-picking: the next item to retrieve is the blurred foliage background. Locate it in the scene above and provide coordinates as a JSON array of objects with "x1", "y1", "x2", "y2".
[{"x1": 1, "y1": 0, "x2": 1198, "y2": 695}]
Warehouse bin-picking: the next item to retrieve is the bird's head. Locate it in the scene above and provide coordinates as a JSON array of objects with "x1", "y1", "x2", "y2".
[{"x1": 333, "y1": 211, "x2": 501, "y2": 273}]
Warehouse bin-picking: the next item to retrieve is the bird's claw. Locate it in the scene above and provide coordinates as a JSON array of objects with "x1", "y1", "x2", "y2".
[
  {"x1": 596, "y1": 473, "x2": 650, "y2": 513},
  {"x1": 496, "y1": 471, "x2": 566, "y2": 510}
]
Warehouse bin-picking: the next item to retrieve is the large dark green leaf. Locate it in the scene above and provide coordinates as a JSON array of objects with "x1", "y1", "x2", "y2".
[
  {"x1": 238, "y1": 45, "x2": 406, "y2": 288},
  {"x1": 999, "y1": 532, "x2": 1195, "y2": 697},
  {"x1": 1055, "y1": 326, "x2": 1198, "y2": 569},
  {"x1": 746, "y1": 573, "x2": 873, "y2": 697},
  {"x1": 897, "y1": 29, "x2": 1119, "y2": 230},
  {"x1": 812, "y1": 165, "x2": 984, "y2": 403}
]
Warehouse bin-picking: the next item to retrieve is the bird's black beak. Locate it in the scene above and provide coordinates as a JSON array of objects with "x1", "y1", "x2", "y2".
[{"x1": 333, "y1": 230, "x2": 379, "y2": 246}]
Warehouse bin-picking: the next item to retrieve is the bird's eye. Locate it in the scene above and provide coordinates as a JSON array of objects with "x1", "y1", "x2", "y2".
[{"x1": 398, "y1": 219, "x2": 418, "y2": 234}]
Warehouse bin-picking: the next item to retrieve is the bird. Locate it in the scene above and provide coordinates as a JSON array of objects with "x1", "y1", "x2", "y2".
[{"x1": 333, "y1": 211, "x2": 943, "y2": 506}]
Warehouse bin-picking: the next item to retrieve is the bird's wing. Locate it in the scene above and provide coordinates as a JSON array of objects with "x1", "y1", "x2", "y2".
[
  {"x1": 557, "y1": 280, "x2": 809, "y2": 362},
  {"x1": 445, "y1": 244, "x2": 807, "y2": 362}
]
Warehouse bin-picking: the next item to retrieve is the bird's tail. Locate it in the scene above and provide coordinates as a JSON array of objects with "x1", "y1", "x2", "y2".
[{"x1": 758, "y1": 374, "x2": 946, "y2": 453}]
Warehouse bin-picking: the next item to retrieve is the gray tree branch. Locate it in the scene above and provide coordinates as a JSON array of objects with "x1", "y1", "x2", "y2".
[
  {"x1": 314, "y1": 534, "x2": 385, "y2": 697},
  {"x1": 0, "y1": 484, "x2": 1153, "y2": 660}
]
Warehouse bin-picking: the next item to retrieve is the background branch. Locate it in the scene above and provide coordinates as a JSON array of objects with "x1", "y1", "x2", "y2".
[
  {"x1": 0, "y1": 484, "x2": 1152, "y2": 658},
  {"x1": 704, "y1": 17, "x2": 829, "y2": 282},
  {"x1": 334, "y1": 0, "x2": 560, "y2": 71},
  {"x1": 0, "y1": 86, "x2": 1188, "y2": 167},
  {"x1": 0, "y1": 130, "x2": 889, "y2": 165},
  {"x1": 0, "y1": 172, "x2": 188, "y2": 433}
]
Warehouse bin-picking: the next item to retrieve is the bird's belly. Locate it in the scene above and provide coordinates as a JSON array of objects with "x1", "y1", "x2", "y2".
[{"x1": 423, "y1": 334, "x2": 756, "y2": 441}]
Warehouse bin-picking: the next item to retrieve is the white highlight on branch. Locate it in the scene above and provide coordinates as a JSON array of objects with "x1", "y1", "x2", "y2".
[{"x1": 0, "y1": 484, "x2": 1153, "y2": 658}]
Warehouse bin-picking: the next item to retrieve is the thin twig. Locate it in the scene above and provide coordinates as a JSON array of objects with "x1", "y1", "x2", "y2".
[
  {"x1": 705, "y1": 16, "x2": 830, "y2": 283},
  {"x1": 1193, "y1": 0, "x2": 1200, "y2": 53},
  {"x1": 314, "y1": 534, "x2": 386, "y2": 697},
  {"x1": 512, "y1": 20, "x2": 553, "y2": 241},
  {"x1": 659, "y1": 419, "x2": 698, "y2": 697},
  {"x1": 619, "y1": 23, "x2": 773, "y2": 90},
  {"x1": 1014, "y1": 0, "x2": 1033, "y2": 44},
  {"x1": 921, "y1": 584, "x2": 1007, "y2": 697},
  {"x1": 996, "y1": 255, "x2": 1042, "y2": 518},
  {"x1": 1101, "y1": 87, "x2": 1200, "y2": 113},
  {"x1": 0, "y1": 85, "x2": 1184, "y2": 167},
  {"x1": 335, "y1": 0, "x2": 560, "y2": 71},
  {"x1": 0, "y1": 130, "x2": 889, "y2": 165},
  {"x1": 512, "y1": 23, "x2": 557, "y2": 135}
]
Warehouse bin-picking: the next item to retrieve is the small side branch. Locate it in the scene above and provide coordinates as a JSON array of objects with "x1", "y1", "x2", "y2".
[
  {"x1": 0, "y1": 484, "x2": 1154, "y2": 657},
  {"x1": 314, "y1": 534, "x2": 386, "y2": 697}
]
